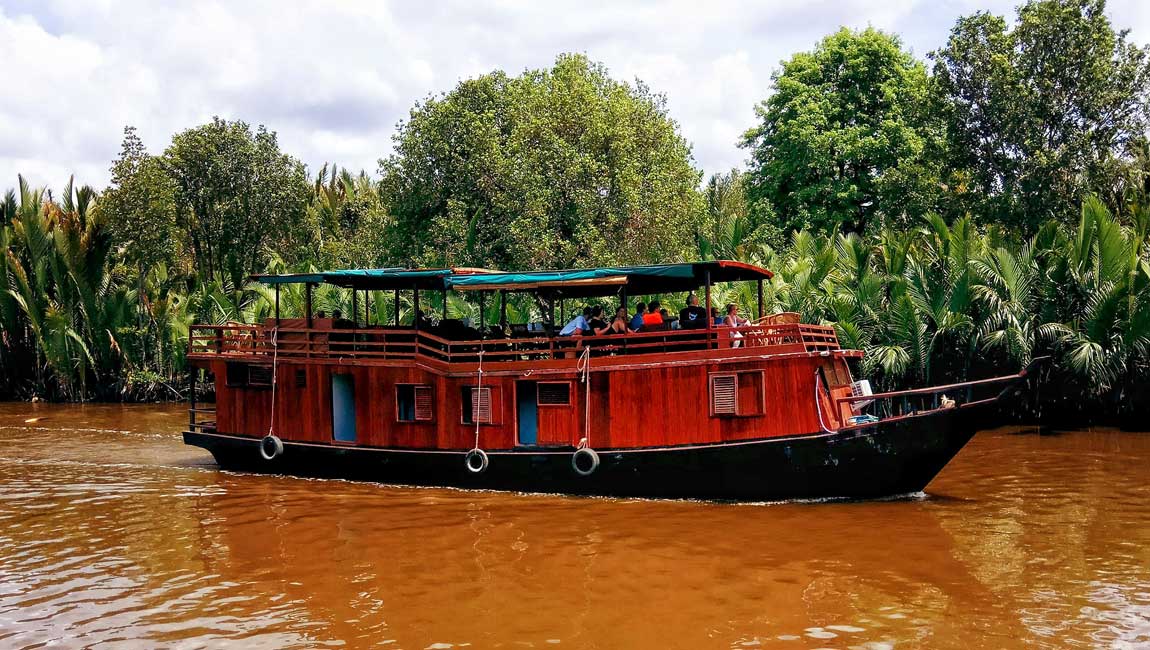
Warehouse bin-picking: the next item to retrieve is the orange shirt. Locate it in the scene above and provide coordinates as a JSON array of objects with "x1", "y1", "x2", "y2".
[{"x1": 642, "y1": 312, "x2": 663, "y2": 326}]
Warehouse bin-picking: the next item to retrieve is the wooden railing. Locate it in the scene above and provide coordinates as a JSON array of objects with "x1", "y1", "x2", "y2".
[
  {"x1": 188, "y1": 321, "x2": 841, "y2": 364},
  {"x1": 834, "y1": 371, "x2": 1023, "y2": 422}
]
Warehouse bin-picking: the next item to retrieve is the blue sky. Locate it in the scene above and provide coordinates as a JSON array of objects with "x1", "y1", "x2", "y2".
[{"x1": 3, "y1": 0, "x2": 1149, "y2": 189}]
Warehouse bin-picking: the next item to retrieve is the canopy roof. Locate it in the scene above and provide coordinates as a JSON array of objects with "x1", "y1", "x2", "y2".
[{"x1": 252, "y1": 261, "x2": 772, "y2": 296}]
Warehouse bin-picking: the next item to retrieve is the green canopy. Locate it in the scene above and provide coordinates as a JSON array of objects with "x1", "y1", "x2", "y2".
[
  {"x1": 251, "y1": 261, "x2": 772, "y2": 296},
  {"x1": 446, "y1": 261, "x2": 772, "y2": 296}
]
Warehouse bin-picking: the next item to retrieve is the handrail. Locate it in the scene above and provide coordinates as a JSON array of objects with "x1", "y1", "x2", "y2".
[
  {"x1": 187, "y1": 320, "x2": 843, "y2": 363},
  {"x1": 835, "y1": 373, "x2": 1018, "y2": 405}
]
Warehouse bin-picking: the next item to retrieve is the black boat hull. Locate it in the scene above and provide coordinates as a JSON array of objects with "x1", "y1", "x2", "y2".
[{"x1": 183, "y1": 400, "x2": 991, "y2": 501}]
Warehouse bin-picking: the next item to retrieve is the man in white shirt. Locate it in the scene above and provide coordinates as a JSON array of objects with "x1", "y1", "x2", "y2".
[{"x1": 559, "y1": 306, "x2": 592, "y2": 336}]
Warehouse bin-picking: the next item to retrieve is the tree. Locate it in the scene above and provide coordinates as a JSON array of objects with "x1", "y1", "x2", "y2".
[
  {"x1": 931, "y1": 0, "x2": 1150, "y2": 231},
  {"x1": 697, "y1": 169, "x2": 781, "y2": 260},
  {"x1": 381, "y1": 53, "x2": 703, "y2": 271},
  {"x1": 741, "y1": 28, "x2": 944, "y2": 236},
  {"x1": 100, "y1": 126, "x2": 180, "y2": 270},
  {"x1": 163, "y1": 118, "x2": 312, "y2": 286}
]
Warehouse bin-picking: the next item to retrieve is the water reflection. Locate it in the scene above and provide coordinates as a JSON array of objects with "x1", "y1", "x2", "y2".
[{"x1": 1, "y1": 405, "x2": 1148, "y2": 649}]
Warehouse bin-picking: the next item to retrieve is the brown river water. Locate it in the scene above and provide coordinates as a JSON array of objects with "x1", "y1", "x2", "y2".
[{"x1": 0, "y1": 403, "x2": 1148, "y2": 649}]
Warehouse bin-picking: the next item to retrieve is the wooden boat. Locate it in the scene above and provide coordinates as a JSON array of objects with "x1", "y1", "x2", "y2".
[{"x1": 183, "y1": 261, "x2": 1040, "y2": 501}]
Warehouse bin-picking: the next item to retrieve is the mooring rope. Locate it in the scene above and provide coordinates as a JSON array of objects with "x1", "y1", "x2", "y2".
[
  {"x1": 577, "y1": 344, "x2": 591, "y2": 449},
  {"x1": 472, "y1": 349, "x2": 484, "y2": 451},
  {"x1": 267, "y1": 326, "x2": 280, "y2": 437},
  {"x1": 814, "y1": 369, "x2": 838, "y2": 434}
]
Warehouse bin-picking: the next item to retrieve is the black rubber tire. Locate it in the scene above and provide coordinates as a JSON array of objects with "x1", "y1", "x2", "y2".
[
  {"x1": 464, "y1": 449, "x2": 489, "y2": 474},
  {"x1": 572, "y1": 448, "x2": 600, "y2": 476},
  {"x1": 260, "y1": 435, "x2": 284, "y2": 461}
]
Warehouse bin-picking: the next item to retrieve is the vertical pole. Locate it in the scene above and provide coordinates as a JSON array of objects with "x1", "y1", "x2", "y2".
[
  {"x1": 479, "y1": 292, "x2": 486, "y2": 332},
  {"x1": 274, "y1": 284, "x2": 280, "y2": 324},
  {"x1": 704, "y1": 270, "x2": 713, "y2": 349},
  {"x1": 188, "y1": 366, "x2": 196, "y2": 429},
  {"x1": 352, "y1": 288, "x2": 359, "y2": 326},
  {"x1": 366, "y1": 290, "x2": 372, "y2": 326},
  {"x1": 500, "y1": 290, "x2": 507, "y2": 329},
  {"x1": 442, "y1": 289, "x2": 448, "y2": 320},
  {"x1": 394, "y1": 288, "x2": 400, "y2": 327},
  {"x1": 414, "y1": 289, "x2": 421, "y2": 330},
  {"x1": 757, "y1": 279, "x2": 764, "y2": 320},
  {"x1": 305, "y1": 283, "x2": 313, "y2": 328}
]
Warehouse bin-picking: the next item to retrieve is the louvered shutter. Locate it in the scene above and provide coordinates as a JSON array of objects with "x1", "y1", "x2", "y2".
[
  {"x1": 413, "y1": 385, "x2": 433, "y2": 421},
  {"x1": 711, "y1": 375, "x2": 737, "y2": 415},
  {"x1": 471, "y1": 387, "x2": 493, "y2": 424},
  {"x1": 538, "y1": 382, "x2": 571, "y2": 405}
]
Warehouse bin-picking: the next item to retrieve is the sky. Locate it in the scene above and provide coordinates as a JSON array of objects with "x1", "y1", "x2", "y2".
[{"x1": 4, "y1": 0, "x2": 1150, "y2": 191}]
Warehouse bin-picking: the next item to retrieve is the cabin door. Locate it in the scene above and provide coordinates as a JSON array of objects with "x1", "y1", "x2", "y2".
[
  {"x1": 516, "y1": 380, "x2": 538, "y2": 446},
  {"x1": 331, "y1": 373, "x2": 357, "y2": 443}
]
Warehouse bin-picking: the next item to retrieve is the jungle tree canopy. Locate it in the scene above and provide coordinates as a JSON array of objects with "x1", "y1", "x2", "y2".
[
  {"x1": 380, "y1": 53, "x2": 704, "y2": 271},
  {"x1": 741, "y1": 28, "x2": 945, "y2": 237}
]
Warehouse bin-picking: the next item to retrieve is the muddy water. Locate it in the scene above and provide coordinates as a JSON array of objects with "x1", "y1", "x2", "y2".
[{"x1": 0, "y1": 404, "x2": 1148, "y2": 649}]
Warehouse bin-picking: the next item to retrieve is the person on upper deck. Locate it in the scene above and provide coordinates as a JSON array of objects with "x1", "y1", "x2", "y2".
[
  {"x1": 415, "y1": 309, "x2": 433, "y2": 330},
  {"x1": 607, "y1": 306, "x2": 632, "y2": 334},
  {"x1": 642, "y1": 300, "x2": 664, "y2": 328},
  {"x1": 588, "y1": 305, "x2": 611, "y2": 335},
  {"x1": 630, "y1": 302, "x2": 646, "y2": 331},
  {"x1": 679, "y1": 293, "x2": 708, "y2": 329},
  {"x1": 560, "y1": 306, "x2": 592, "y2": 336},
  {"x1": 711, "y1": 307, "x2": 723, "y2": 326},
  {"x1": 723, "y1": 303, "x2": 750, "y2": 328}
]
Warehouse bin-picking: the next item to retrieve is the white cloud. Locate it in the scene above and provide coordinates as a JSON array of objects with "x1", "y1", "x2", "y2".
[{"x1": 1, "y1": 0, "x2": 1148, "y2": 190}]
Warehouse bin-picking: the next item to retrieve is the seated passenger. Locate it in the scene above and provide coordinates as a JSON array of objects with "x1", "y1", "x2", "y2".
[
  {"x1": 679, "y1": 294, "x2": 708, "y2": 329},
  {"x1": 415, "y1": 309, "x2": 433, "y2": 330},
  {"x1": 608, "y1": 306, "x2": 632, "y2": 334},
  {"x1": 630, "y1": 302, "x2": 647, "y2": 331},
  {"x1": 723, "y1": 303, "x2": 750, "y2": 327},
  {"x1": 660, "y1": 308, "x2": 678, "y2": 329},
  {"x1": 560, "y1": 306, "x2": 592, "y2": 336},
  {"x1": 588, "y1": 305, "x2": 611, "y2": 335},
  {"x1": 641, "y1": 300, "x2": 664, "y2": 328},
  {"x1": 711, "y1": 307, "x2": 724, "y2": 326}
]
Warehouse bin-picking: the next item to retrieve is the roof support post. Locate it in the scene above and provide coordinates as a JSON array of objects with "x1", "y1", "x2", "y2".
[
  {"x1": 305, "y1": 283, "x2": 313, "y2": 328},
  {"x1": 479, "y1": 291, "x2": 486, "y2": 332},
  {"x1": 442, "y1": 289, "x2": 448, "y2": 320},
  {"x1": 352, "y1": 288, "x2": 359, "y2": 326},
  {"x1": 394, "y1": 289, "x2": 400, "y2": 327},
  {"x1": 500, "y1": 290, "x2": 507, "y2": 329},
  {"x1": 757, "y1": 279, "x2": 764, "y2": 321},
  {"x1": 274, "y1": 283, "x2": 280, "y2": 325},
  {"x1": 704, "y1": 270, "x2": 713, "y2": 349},
  {"x1": 414, "y1": 289, "x2": 421, "y2": 330}
]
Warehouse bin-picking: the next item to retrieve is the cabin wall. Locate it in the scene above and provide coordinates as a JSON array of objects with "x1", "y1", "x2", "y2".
[{"x1": 208, "y1": 354, "x2": 834, "y2": 449}]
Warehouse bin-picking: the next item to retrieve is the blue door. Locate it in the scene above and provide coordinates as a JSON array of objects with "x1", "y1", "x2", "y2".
[
  {"x1": 517, "y1": 381, "x2": 537, "y2": 446},
  {"x1": 332, "y1": 373, "x2": 357, "y2": 442}
]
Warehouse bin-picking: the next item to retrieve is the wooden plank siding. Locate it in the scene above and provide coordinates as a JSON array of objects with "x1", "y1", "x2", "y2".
[{"x1": 203, "y1": 353, "x2": 853, "y2": 450}]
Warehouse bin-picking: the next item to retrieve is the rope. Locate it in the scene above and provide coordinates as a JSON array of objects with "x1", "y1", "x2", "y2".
[
  {"x1": 577, "y1": 344, "x2": 591, "y2": 449},
  {"x1": 814, "y1": 369, "x2": 838, "y2": 434},
  {"x1": 472, "y1": 349, "x2": 484, "y2": 451},
  {"x1": 267, "y1": 326, "x2": 279, "y2": 437}
]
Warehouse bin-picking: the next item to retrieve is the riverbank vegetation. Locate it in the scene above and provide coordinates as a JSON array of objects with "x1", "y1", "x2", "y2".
[{"x1": 2, "y1": 0, "x2": 1149, "y2": 424}]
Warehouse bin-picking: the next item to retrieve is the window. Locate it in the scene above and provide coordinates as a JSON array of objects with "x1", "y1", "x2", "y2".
[
  {"x1": 710, "y1": 375, "x2": 737, "y2": 415},
  {"x1": 397, "y1": 384, "x2": 434, "y2": 422},
  {"x1": 226, "y1": 362, "x2": 271, "y2": 388},
  {"x1": 538, "y1": 382, "x2": 572, "y2": 406},
  {"x1": 461, "y1": 386, "x2": 496, "y2": 424},
  {"x1": 710, "y1": 371, "x2": 765, "y2": 417}
]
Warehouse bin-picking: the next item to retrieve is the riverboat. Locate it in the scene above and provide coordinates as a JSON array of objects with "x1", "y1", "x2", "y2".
[{"x1": 183, "y1": 261, "x2": 1041, "y2": 501}]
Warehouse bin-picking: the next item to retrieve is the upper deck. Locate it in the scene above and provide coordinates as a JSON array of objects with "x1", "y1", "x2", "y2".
[{"x1": 188, "y1": 318, "x2": 849, "y2": 371}]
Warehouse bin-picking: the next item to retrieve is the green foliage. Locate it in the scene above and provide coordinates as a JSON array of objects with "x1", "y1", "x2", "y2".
[
  {"x1": 742, "y1": 27, "x2": 944, "y2": 236},
  {"x1": 163, "y1": 117, "x2": 312, "y2": 287},
  {"x1": 930, "y1": 0, "x2": 1150, "y2": 230},
  {"x1": 382, "y1": 53, "x2": 704, "y2": 270}
]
